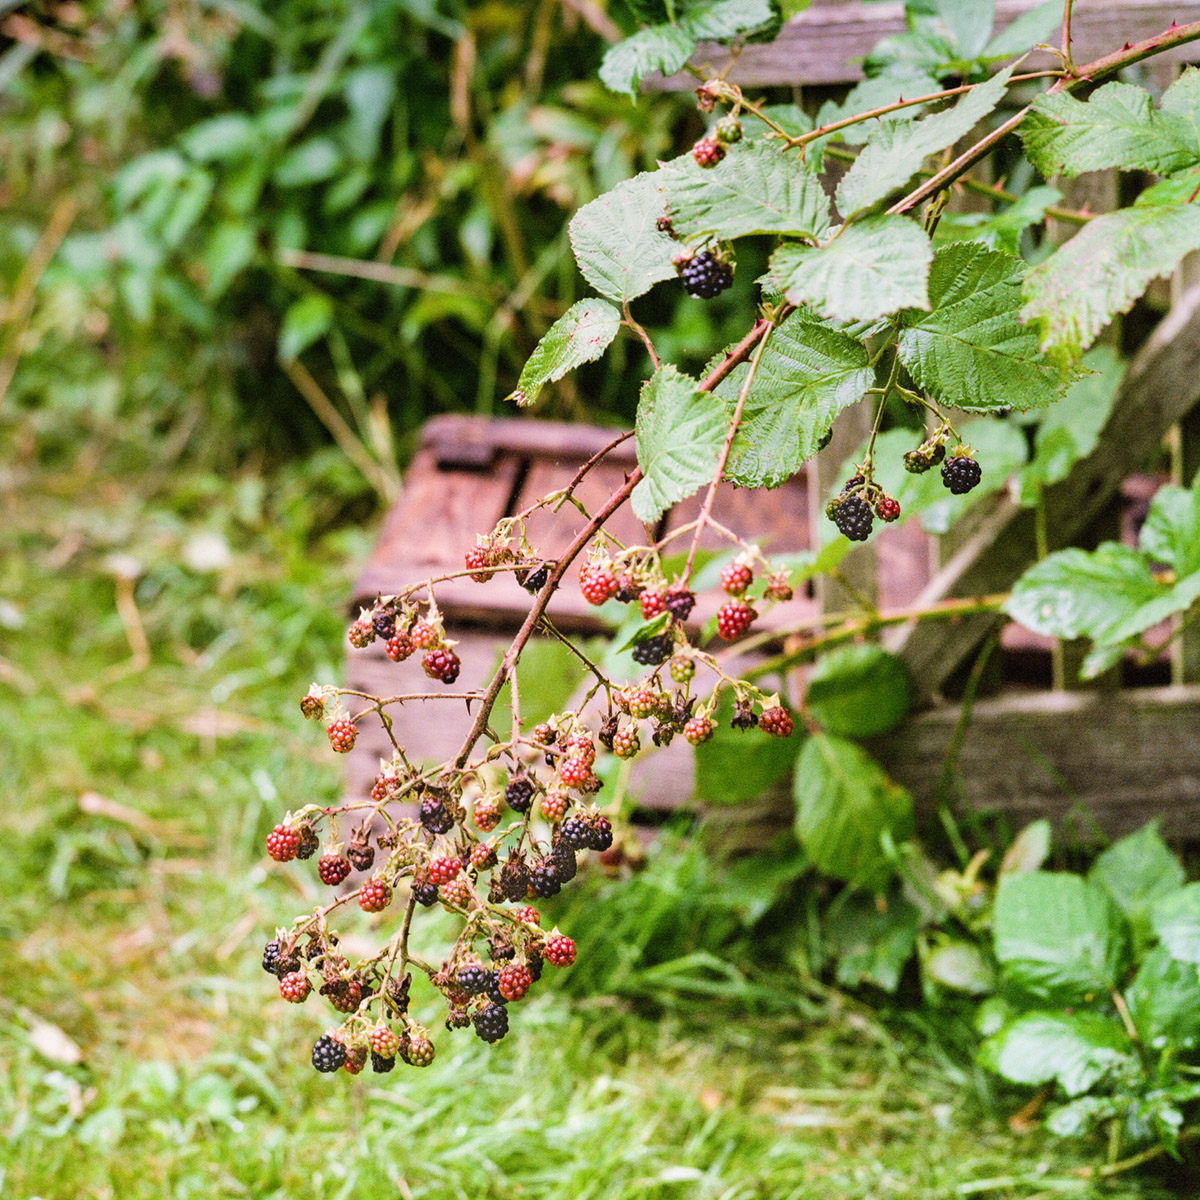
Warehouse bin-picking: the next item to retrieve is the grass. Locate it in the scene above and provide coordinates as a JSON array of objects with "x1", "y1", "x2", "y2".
[{"x1": 0, "y1": 418, "x2": 1193, "y2": 1199}]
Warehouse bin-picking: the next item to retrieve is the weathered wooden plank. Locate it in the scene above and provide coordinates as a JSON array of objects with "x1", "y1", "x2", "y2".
[
  {"x1": 423, "y1": 413, "x2": 638, "y2": 466},
  {"x1": 660, "y1": 0, "x2": 1200, "y2": 88},
  {"x1": 867, "y1": 685, "x2": 1200, "y2": 840},
  {"x1": 887, "y1": 284, "x2": 1200, "y2": 702}
]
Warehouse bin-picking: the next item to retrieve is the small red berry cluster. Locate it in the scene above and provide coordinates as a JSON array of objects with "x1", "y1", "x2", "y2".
[{"x1": 346, "y1": 596, "x2": 462, "y2": 684}]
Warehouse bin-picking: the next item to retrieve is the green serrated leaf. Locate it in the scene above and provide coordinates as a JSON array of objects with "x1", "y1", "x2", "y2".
[
  {"x1": 769, "y1": 216, "x2": 932, "y2": 323},
  {"x1": 981, "y1": 0, "x2": 1058, "y2": 60},
  {"x1": 908, "y1": 0, "x2": 995, "y2": 59},
  {"x1": 598, "y1": 25, "x2": 696, "y2": 97},
  {"x1": 679, "y1": 0, "x2": 780, "y2": 42},
  {"x1": 978, "y1": 1011, "x2": 1132, "y2": 1096},
  {"x1": 615, "y1": 611, "x2": 672, "y2": 653},
  {"x1": 717, "y1": 312, "x2": 872, "y2": 489},
  {"x1": 1151, "y1": 883, "x2": 1200, "y2": 964},
  {"x1": 837, "y1": 66, "x2": 1014, "y2": 217},
  {"x1": 828, "y1": 890, "x2": 920, "y2": 993},
  {"x1": 631, "y1": 365, "x2": 725, "y2": 524},
  {"x1": 1161, "y1": 68, "x2": 1200, "y2": 163},
  {"x1": 1020, "y1": 82, "x2": 1199, "y2": 180},
  {"x1": 569, "y1": 169, "x2": 681, "y2": 302},
  {"x1": 1003, "y1": 543, "x2": 1162, "y2": 643},
  {"x1": 662, "y1": 141, "x2": 831, "y2": 242},
  {"x1": 793, "y1": 734, "x2": 913, "y2": 890},
  {"x1": 1125, "y1": 945, "x2": 1200, "y2": 1050},
  {"x1": 512, "y1": 300, "x2": 621, "y2": 405},
  {"x1": 692, "y1": 691, "x2": 803, "y2": 805},
  {"x1": 898, "y1": 242, "x2": 1063, "y2": 411},
  {"x1": 807, "y1": 644, "x2": 912, "y2": 737},
  {"x1": 1090, "y1": 822, "x2": 1185, "y2": 956},
  {"x1": 1022, "y1": 175, "x2": 1200, "y2": 367},
  {"x1": 993, "y1": 872, "x2": 1127, "y2": 1002},
  {"x1": 1139, "y1": 480, "x2": 1200, "y2": 578},
  {"x1": 813, "y1": 72, "x2": 941, "y2": 149}
]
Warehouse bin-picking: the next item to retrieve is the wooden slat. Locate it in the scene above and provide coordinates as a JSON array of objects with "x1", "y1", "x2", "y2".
[
  {"x1": 659, "y1": 0, "x2": 1200, "y2": 88},
  {"x1": 867, "y1": 685, "x2": 1200, "y2": 840},
  {"x1": 887, "y1": 284, "x2": 1200, "y2": 702}
]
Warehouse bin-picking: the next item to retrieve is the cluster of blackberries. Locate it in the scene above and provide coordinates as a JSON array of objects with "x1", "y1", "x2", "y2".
[
  {"x1": 342, "y1": 597, "x2": 462, "y2": 685},
  {"x1": 675, "y1": 249, "x2": 734, "y2": 299},
  {"x1": 903, "y1": 435, "x2": 983, "y2": 496}
]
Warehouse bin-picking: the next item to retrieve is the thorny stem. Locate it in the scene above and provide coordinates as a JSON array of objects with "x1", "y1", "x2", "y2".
[
  {"x1": 890, "y1": 18, "x2": 1200, "y2": 215},
  {"x1": 1061, "y1": 0, "x2": 1076, "y2": 76},
  {"x1": 682, "y1": 320, "x2": 776, "y2": 582},
  {"x1": 538, "y1": 616, "x2": 616, "y2": 693}
]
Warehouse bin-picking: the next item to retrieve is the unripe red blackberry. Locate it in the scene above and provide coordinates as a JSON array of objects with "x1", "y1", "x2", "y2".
[
  {"x1": 312, "y1": 1033, "x2": 347, "y2": 1073},
  {"x1": 322, "y1": 976, "x2": 363, "y2": 1013},
  {"x1": 473, "y1": 1002, "x2": 509, "y2": 1043},
  {"x1": 440, "y1": 878, "x2": 472, "y2": 908},
  {"x1": 640, "y1": 590, "x2": 666, "y2": 620},
  {"x1": 565, "y1": 732, "x2": 596, "y2": 764},
  {"x1": 369, "y1": 1023, "x2": 401, "y2": 1059},
  {"x1": 385, "y1": 632, "x2": 414, "y2": 662},
  {"x1": 545, "y1": 932, "x2": 576, "y2": 967},
  {"x1": 409, "y1": 619, "x2": 440, "y2": 650},
  {"x1": 692, "y1": 136, "x2": 725, "y2": 167},
  {"x1": 318, "y1": 853, "x2": 352, "y2": 887},
  {"x1": 505, "y1": 774, "x2": 535, "y2": 813},
  {"x1": 623, "y1": 686, "x2": 657, "y2": 720},
  {"x1": 406, "y1": 1033, "x2": 435, "y2": 1067},
  {"x1": 474, "y1": 796, "x2": 502, "y2": 832},
  {"x1": 683, "y1": 715, "x2": 715, "y2": 745},
  {"x1": 513, "y1": 905, "x2": 541, "y2": 926},
  {"x1": 358, "y1": 876, "x2": 392, "y2": 913},
  {"x1": 558, "y1": 755, "x2": 591, "y2": 788},
  {"x1": 764, "y1": 570, "x2": 793, "y2": 602},
  {"x1": 541, "y1": 788, "x2": 568, "y2": 822},
  {"x1": 719, "y1": 562, "x2": 753, "y2": 595},
  {"x1": 876, "y1": 495, "x2": 901, "y2": 522},
  {"x1": 327, "y1": 717, "x2": 357, "y2": 753},
  {"x1": 497, "y1": 962, "x2": 532, "y2": 1001},
  {"x1": 266, "y1": 823, "x2": 300, "y2": 862},
  {"x1": 579, "y1": 561, "x2": 619, "y2": 606},
  {"x1": 422, "y1": 647, "x2": 461, "y2": 684},
  {"x1": 347, "y1": 615, "x2": 375, "y2": 648},
  {"x1": 759, "y1": 706, "x2": 794, "y2": 738},
  {"x1": 663, "y1": 586, "x2": 696, "y2": 621},
  {"x1": 631, "y1": 633, "x2": 674, "y2": 666},
  {"x1": 470, "y1": 842, "x2": 497, "y2": 870},
  {"x1": 612, "y1": 725, "x2": 640, "y2": 759},
  {"x1": 428, "y1": 855, "x2": 460, "y2": 885},
  {"x1": 715, "y1": 599, "x2": 756, "y2": 641},
  {"x1": 941, "y1": 449, "x2": 982, "y2": 494},
  {"x1": 465, "y1": 546, "x2": 492, "y2": 583},
  {"x1": 532, "y1": 721, "x2": 555, "y2": 746},
  {"x1": 279, "y1": 971, "x2": 310, "y2": 1003},
  {"x1": 676, "y1": 248, "x2": 734, "y2": 299},
  {"x1": 343, "y1": 1045, "x2": 368, "y2": 1075}
]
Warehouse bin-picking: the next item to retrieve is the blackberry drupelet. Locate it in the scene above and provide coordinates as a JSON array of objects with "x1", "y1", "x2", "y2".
[{"x1": 677, "y1": 250, "x2": 733, "y2": 299}]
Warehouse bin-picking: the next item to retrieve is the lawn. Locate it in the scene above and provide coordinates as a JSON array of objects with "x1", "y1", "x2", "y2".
[{"x1": 0, "y1": 430, "x2": 1189, "y2": 1199}]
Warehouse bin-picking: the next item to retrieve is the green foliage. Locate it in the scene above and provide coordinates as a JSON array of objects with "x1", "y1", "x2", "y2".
[
  {"x1": 805, "y1": 644, "x2": 912, "y2": 737},
  {"x1": 793, "y1": 733, "x2": 914, "y2": 890},
  {"x1": 979, "y1": 1012, "x2": 1133, "y2": 1097},
  {"x1": 513, "y1": 300, "x2": 622, "y2": 406},
  {"x1": 692, "y1": 691, "x2": 803, "y2": 804},
  {"x1": 630, "y1": 365, "x2": 725, "y2": 522},
  {"x1": 1006, "y1": 472, "x2": 1200, "y2": 678},
  {"x1": 768, "y1": 216, "x2": 933, "y2": 323}
]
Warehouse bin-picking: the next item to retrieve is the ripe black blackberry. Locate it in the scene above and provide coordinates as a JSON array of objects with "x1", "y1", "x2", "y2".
[
  {"x1": 263, "y1": 940, "x2": 300, "y2": 980},
  {"x1": 588, "y1": 815, "x2": 614, "y2": 852},
  {"x1": 413, "y1": 880, "x2": 439, "y2": 906},
  {"x1": 516, "y1": 561, "x2": 550, "y2": 593},
  {"x1": 499, "y1": 857, "x2": 531, "y2": 901},
  {"x1": 663, "y1": 587, "x2": 696, "y2": 621},
  {"x1": 832, "y1": 494, "x2": 873, "y2": 542},
  {"x1": 941, "y1": 451, "x2": 982, "y2": 494},
  {"x1": 262, "y1": 939, "x2": 281, "y2": 975},
  {"x1": 550, "y1": 843, "x2": 577, "y2": 882},
  {"x1": 505, "y1": 774, "x2": 535, "y2": 813},
  {"x1": 676, "y1": 249, "x2": 733, "y2": 299},
  {"x1": 312, "y1": 1034, "x2": 347, "y2": 1073},
  {"x1": 295, "y1": 824, "x2": 319, "y2": 860},
  {"x1": 560, "y1": 816, "x2": 591, "y2": 850},
  {"x1": 371, "y1": 1051, "x2": 395, "y2": 1073},
  {"x1": 473, "y1": 1002, "x2": 510, "y2": 1044},
  {"x1": 632, "y1": 633, "x2": 673, "y2": 666},
  {"x1": 372, "y1": 608, "x2": 397, "y2": 639},
  {"x1": 484, "y1": 971, "x2": 508, "y2": 1006},
  {"x1": 530, "y1": 860, "x2": 563, "y2": 898},
  {"x1": 419, "y1": 795, "x2": 454, "y2": 835},
  {"x1": 458, "y1": 963, "x2": 490, "y2": 994}
]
